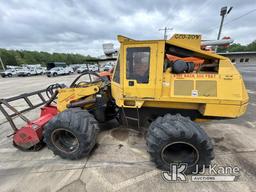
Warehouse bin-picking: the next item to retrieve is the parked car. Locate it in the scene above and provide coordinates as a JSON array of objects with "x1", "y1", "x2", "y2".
[
  {"x1": 1, "y1": 68, "x2": 20, "y2": 77},
  {"x1": 89, "y1": 65, "x2": 99, "y2": 72},
  {"x1": 17, "y1": 68, "x2": 37, "y2": 77},
  {"x1": 46, "y1": 67, "x2": 74, "y2": 77},
  {"x1": 77, "y1": 66, "x2": 89, "y2": 73},
  {"x1": 16, "y1": 66, "x2": 46, "y2": 77},
  {"x1": 77, "y1": 65, "x2": 98, "y2": 73},
  {"x1": 102, "y1": 64, "x2": 113, "y2": 71},
  {"x1": 35, "y1": 67, "x2": 46, "y2": 75}
]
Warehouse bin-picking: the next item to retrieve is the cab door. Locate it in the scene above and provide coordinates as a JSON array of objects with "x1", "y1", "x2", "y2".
[{"x1": 123, "y1": 43, "x2": 157, "y2": 98}]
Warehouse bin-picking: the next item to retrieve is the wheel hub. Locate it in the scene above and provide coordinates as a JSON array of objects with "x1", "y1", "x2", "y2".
[
  {"x1": 51, "y1": 128, "x2": 79, "y2": 153},
  {"x1": 161, "y1": 141, "x2": 199, "y2": 167}
]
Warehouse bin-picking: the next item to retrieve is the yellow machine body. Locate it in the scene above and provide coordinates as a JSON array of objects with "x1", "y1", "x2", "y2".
[
  {"x1": 57, "y1": 85, "x2": 99, "y2": 112},
  {"x1": 111, "y1": 34, "x2": 249, "y2": 118}
]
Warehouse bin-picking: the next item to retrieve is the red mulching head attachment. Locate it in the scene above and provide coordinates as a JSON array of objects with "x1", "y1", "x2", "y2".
[{"x1": 0, "y1": 87, "x2": 59, "y2": 151}]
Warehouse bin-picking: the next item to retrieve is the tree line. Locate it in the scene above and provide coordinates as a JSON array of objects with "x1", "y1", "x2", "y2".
[
  {"x1": 218, "y1": 40, "x2": 256, "y2": 52},
  {"x1": 1, "y1": 39, "x2": 255, "y2": 69},
  {"x1": 0, "y1": 48, "x2": 95, "y2": 69}
]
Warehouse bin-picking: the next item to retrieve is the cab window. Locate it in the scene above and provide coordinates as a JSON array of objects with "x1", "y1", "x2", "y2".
[
  {"x1": 113, "y1": 57, "x2": 120, "y2": 83},
  {"x1": 126, "y1": 47, "x2": 150, "y2": 84}
]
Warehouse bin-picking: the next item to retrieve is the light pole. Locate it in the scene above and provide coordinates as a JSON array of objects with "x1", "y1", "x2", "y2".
[
  {"x1": 217, "y1": 6, "x2": 233, "y2": 40},
  {"x1": 215, "y1": 6, "x2": 233, "y2": 52},
  {"x1": 159, "y1": 27, "x2": 173, "y2": 40},
  {"x1": 0, "y1": 56, "x2": 5, "y2": 70}
]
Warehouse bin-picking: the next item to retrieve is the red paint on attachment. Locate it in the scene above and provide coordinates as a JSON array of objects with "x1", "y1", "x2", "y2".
[{"x1": 13, "y1": 105, "x2": 58, "y2": 149}]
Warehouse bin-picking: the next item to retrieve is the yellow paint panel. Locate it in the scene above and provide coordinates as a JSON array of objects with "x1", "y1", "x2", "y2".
[
  {"x1": 174, "y1": 80, "x2": 193, "y2": 96},
  {"x1": 196, "y1": 80, "x2": 217, "y2": 97},
  {"x1": 202, "y1": 103, "x2": 241, "y2": 118},
  {"x1": 169, "y1": 34, "x2": 201, "y2": 49},
  {"x1": 57, "y1": 86, "x2": 99, "y2": 112}
]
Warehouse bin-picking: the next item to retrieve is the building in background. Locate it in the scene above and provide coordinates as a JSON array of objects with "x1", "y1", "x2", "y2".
[{"x1": 219, "y1": 51, "x2": 256, "y2": 64}]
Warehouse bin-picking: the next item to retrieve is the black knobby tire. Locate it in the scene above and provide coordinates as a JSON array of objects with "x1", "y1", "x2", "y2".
[
  {"x1": 43, "y1": 108, "x2": 98, "y2": 160},
  {"x1": 7, "y1": 74, "x2": 12, "y2": 77},
  {"x1": 146, "y1": 114, "x2": 214, "y2": 174},
  {"x1": 53, "y1": 73, "x2": 57, "y2": 77}
]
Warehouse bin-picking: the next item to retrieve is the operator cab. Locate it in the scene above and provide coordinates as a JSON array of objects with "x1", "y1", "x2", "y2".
[{"x1": 111, "y1": 34, "x2": 248, "y2": 118}]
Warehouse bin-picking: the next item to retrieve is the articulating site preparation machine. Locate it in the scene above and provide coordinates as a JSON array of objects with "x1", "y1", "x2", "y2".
[{"x1": 0, "y1": 34, "x2": 248, "y2": 173}]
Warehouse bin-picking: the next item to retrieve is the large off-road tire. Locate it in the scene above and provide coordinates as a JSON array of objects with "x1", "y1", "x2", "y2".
[
  {"x1": 146, "y1": 114, "x2": 214, "y2": 174},
  {"x1": 43, "y1": 108, "x2": 98, "y2": 160}
]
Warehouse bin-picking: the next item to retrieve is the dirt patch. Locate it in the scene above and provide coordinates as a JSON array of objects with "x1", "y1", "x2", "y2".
[
  {"x1": 235, "y1": 153, "x2": 256, "y2": 178},
  {"x1": 212, "y1": 136, "x2": 250, "y2": 153},
  {"x1": 111, "y1": 129, "x2": 129, "y2": 141},
  {"x1": 212, "y1": 136, "x2": 231, "y2": 152},
  {"x1": 216, "y1": 145, "x2": 230, "y2": 152},
  {"x1": 212, "y1": 136, "x2": 224, "y2": 143}
]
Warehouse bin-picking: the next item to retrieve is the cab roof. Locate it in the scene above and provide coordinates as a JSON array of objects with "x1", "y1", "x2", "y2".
[{"x1": 117, "y1": 34, "x2": 227, "y2": 60}]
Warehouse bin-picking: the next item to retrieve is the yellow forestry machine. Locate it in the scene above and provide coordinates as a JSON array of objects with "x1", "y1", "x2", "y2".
[{"x1": 0, "y1": 34, "x2": 248, "y2": 173}]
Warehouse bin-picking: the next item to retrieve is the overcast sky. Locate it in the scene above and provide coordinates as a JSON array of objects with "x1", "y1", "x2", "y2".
[{"x1": 0, "y1": 0, "x2": 255, "y2": 56}]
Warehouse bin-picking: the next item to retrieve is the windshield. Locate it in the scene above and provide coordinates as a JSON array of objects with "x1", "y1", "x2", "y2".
[{"x1": 113, "y1": 56, "x2": 120, "y2": 83}]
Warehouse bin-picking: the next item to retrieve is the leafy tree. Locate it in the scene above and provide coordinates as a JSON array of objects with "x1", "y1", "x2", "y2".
[
  {"x1": 0, "y1": 49, "x2": 95, "y2": 69},
  {"x1": 218, "y1": 40, "x2": 256, "y2": 53},
  {"x1": 0, "y1": 49, "x2": 18, "y2": 66},
  {"x1": 246, "y1": 40, "x2": 256, "y2": 51}
]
